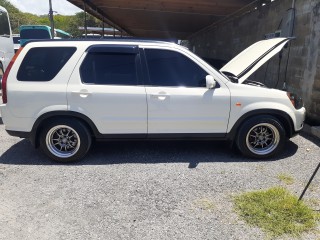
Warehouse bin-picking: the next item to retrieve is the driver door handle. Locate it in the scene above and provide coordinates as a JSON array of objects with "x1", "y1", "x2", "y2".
[{"x1": 150, "y1": 92, "x2": 170, "y2": 101}]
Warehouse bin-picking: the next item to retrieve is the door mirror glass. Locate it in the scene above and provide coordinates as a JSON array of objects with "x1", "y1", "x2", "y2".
[{"x1": 206, "y1": 75, "x2": 217, "y2": 89}]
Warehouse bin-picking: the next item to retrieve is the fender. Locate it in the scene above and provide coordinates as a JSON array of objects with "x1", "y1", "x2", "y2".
[
  {"x1": 227, "y1": 109, "x2": 294, "y2": 140},
  {"x1": 30, "y1": 111, "x2": 100, "y2": 147}
]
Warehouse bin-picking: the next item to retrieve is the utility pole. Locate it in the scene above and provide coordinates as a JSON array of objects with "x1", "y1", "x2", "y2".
[
  {"x1": 83, "y1": 2, "x2": 87, "y2": 38},
  {"x1": 48, "y1": 0, "x2": 55, "y2": 38}
]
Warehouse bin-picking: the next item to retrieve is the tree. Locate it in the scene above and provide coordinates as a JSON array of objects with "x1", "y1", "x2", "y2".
[{"x1": 0, "y1": 0, "x2": 104, "y2": 36}]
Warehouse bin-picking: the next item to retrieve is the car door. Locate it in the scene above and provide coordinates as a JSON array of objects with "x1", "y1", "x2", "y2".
[
  {"x1": 67, "y1": 45, "x2": 147, "y2": 135},
  {"x1": 142, "y1": 48, "x2": 230, "y2": 135}
]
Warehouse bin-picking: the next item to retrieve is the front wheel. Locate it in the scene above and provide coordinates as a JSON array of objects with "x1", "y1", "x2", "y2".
[
  {"x1": 236, "y1": 115, "x2": 286, "y2": 159},
  {"x1": 39, "y1": 118, "x2": 92, "y2": 162}
]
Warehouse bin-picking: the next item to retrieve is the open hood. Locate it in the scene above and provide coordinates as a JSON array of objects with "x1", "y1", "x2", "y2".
[{"x1": 220, "y1": 37, "x2": 291, "y2": 84}]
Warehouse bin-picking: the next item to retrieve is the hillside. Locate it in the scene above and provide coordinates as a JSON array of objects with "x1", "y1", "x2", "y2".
[{"x1": 0, "y1": 0, "x2": 102, "y2": 37}]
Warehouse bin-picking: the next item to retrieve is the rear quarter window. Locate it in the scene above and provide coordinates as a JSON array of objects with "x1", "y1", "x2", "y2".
[{"x1": 17, "y1": 47, "x2": 76, "y2": 81}]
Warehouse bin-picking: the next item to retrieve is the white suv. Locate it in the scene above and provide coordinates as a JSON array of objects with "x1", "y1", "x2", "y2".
[{"x1": 0, "y1": 38, "x2": 305, "y2": 162}]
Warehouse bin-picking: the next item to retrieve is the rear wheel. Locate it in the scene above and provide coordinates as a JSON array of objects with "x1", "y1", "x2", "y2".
[
  {"x1": 39, "y1": 118, "x2": 92, "y2": 162},
  {"x1": 236, "y1": 115, "x2": 286, "y2": 159}
]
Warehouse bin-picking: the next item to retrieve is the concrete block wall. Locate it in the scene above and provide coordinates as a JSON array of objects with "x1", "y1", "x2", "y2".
[{"x1": 187, "y1": 0, "x2": 320, "y2": 124}]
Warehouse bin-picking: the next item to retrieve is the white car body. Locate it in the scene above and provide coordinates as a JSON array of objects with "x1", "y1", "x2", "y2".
[
  {"x1": 0, "y1": 38, "x2": 306, "y2": 162},
  {"x1": 0, "y1": 6, "x2": 14, "y2": 80},
  {"x1": 12, "y1": 34, "x2": 20, "y2": 53}
]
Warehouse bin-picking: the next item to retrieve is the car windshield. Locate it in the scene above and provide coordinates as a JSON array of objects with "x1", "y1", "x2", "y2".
[{"x1": 20, "y1": 29, "x2": 51, "y2": 39}]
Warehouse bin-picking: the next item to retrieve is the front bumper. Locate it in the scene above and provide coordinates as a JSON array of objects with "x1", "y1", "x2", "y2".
[{"x1": 294, "y1": 107, "x2": 306, "y2": 132}]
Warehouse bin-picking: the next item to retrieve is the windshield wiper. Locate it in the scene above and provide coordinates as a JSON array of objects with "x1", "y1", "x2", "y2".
[{"x1": 221, "y1": 71, "x2": 239, "y2": 83}]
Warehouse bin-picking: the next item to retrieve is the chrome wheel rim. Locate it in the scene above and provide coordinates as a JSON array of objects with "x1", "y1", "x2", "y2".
[
  {"x1": 46, "y1": 125, "x2": 80, "y2": 158},
  {"x1": 246, "y1": 123, "x2": 280, "y2": 155}
]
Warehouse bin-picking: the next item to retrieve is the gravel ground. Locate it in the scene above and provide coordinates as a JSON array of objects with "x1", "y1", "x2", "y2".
[{"x1": 0, "y1": 111, "x2": 319, "y2": 239}]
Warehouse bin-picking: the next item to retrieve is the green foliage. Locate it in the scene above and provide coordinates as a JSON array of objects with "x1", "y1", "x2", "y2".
[
  {"x1": 277, "y1": 173, "x2": 295, "y2": 185},
  {"x1": 234, "y1": 187, "x2": 319, "y2": 237},
  {"x1": 193, "y1": 198, "x2": 215, "y2": 211},
  {"x1": 63, "y1": 12, "x2": 104, "y2": 38},
  {"x1": 0, "y1": 0, "x2": 103, "y2": 36}
]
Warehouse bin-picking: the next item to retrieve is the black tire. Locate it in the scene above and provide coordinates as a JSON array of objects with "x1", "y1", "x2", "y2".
[
  {"x1": 236, "y1": 115, "x2": 286, "y2": 159},
  {"x1": 39, "y1": 118, "x2": 92, "y2": 163}
]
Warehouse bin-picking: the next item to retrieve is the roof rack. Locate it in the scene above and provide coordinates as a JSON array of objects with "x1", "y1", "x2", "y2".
[{"x1": 22, "y1": 37, "x2": 179, "y2": 47}]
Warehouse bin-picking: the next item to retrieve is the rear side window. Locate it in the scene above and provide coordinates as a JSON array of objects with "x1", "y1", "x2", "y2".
[
  {"x1": 80, "y1": 52, "x2": 139, "y2": 86},
  {"x1": 17, "y1": 47, "x2": 76, "y2": 81}
]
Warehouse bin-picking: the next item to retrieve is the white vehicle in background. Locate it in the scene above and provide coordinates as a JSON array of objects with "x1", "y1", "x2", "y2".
[
  {"x1": 12, "y1": 34, "x2": 20, "y2": 53},
  {"x1": 0, "y1": 6, "x2": 14, "y2": 90}
]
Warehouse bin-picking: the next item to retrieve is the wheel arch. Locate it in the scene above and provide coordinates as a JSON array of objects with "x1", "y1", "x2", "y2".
[
  {"x1": 228, "y1": 109, "x2": 294, "y2": 141},
  {"x1": 31, "y1": 111, "x2": 99, "y2": 148}
]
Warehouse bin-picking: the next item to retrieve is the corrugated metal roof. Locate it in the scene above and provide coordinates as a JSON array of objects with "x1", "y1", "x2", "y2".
[{"x1": 67, "y1": 0, "x2": 256, "y2": 39}]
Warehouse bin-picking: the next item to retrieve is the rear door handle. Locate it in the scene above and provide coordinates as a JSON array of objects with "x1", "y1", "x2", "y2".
[
  {"x1": 71, "y1": 90, "x2": 92, "y2": 98},
  {"x1": 150, "y1": 93, "x2": 170, "y2": 101}
]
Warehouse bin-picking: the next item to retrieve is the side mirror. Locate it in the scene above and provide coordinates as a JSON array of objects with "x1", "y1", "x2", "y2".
[{"x1": 206, "y1": 75, "x2": 217, "y2": 89}]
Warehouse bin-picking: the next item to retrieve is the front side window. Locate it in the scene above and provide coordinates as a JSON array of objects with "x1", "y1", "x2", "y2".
[
  {"x1": 145, "y1": 49, "x2": 208, "y2": 87},
  {"x1": 17, "y1": 47, "x2": 76, "y2": 81},
  {"x1": 0, "y1": 10, "x2": 10, "y2": 36},
  {"x1": 80, "y1": 52, "x2": 138, "y2": 86}
]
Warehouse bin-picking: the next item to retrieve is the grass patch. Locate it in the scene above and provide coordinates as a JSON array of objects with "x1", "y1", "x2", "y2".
[
  {"x1": 308, "y1": 182, "x2": 319, "y2": 192},
  {"x1": 305, "y1": 198, "x2": 320, "y2": 209},
  {"x1": 277, "y1": 173, "x2": 294, "y2": 185},
  {"x1": 194, "y1": 198, "x2": 215, "y2": 211},
  {"x1": 234, "y1": 187, "x2": 319, "y2": 237}
]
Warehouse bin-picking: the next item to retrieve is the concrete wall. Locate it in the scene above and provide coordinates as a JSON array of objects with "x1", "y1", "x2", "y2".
[{"x1": 187, "y1": 0, "x2": 320, "y2": 124}]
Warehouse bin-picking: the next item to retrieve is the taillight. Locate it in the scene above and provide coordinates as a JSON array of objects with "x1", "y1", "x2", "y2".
[
  {"x1": 286, "y1": 92, "x2": 303, "y2": 109},
  {"x1": 2, "y1": 47, "x2": 24, "y2": 103}
]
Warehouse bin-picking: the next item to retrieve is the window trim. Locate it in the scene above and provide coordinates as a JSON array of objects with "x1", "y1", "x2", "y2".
[{"x1": 86, "y1": 45, "x2": 139, "y2": 54}]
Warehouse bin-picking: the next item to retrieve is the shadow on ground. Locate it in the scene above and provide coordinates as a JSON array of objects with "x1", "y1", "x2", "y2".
[
  {"x1": 299, "y1": 132, "x2": 320, "y2": 148},
  {"x1": 0, "y1": 138, "x2": 298, "y2": 166}
]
